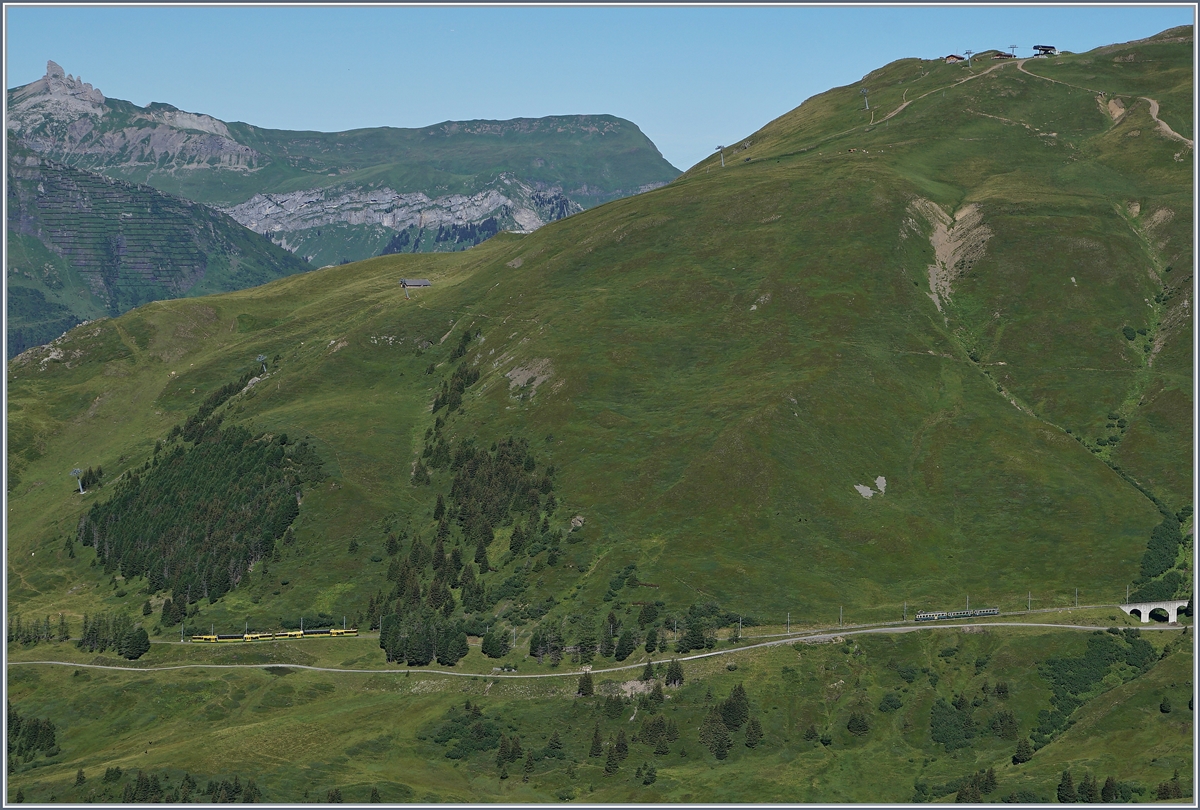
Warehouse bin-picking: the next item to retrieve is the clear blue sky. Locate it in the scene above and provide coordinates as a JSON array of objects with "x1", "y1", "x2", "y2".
[{"x1": 5, "y1": 5, "x2": 1194, "y2": 170}]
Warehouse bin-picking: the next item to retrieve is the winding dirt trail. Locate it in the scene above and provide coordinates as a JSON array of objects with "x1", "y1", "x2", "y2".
[
  {"x1": 8, "y1": 622, "x2": 1186, "y2": 680},
  {"x1": 1143, "y1": 96, "x2": 1194, "y2": 148},
  {"x1": 1015, "y1": 59, "x2": 1192, "y2": 149}
]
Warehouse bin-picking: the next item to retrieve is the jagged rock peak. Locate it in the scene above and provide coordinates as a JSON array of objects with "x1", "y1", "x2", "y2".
[{"x1": 31, "y1": 59, "x2": 105, "y2": 105}]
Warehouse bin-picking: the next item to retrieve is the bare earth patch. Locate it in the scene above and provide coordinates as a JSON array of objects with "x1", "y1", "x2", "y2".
[{"x1": 506, "y1": 359, "x2": 553, "y2": 396}]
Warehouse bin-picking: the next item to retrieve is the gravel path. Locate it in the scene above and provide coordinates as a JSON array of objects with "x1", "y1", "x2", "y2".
[{"x1": 8, "y1": 622, "x2": 1186, "y2": 680}]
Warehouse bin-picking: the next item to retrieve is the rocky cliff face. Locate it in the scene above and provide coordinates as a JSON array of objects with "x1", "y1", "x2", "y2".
[{"x1": 222, "y1": 174, "x2": 581, "y2": 245}]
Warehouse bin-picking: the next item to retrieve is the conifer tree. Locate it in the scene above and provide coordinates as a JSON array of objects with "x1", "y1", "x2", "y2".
[
  {"x1": 370, "y1": 787, "x2": 382, "y2": 803},
  {"x1": 75, "y1": 769, "x2": 86, "y2": 786},
  {"x1": 522, "y1": 751, "x2": 534, "y2": 781},
  {"x1": 846, "y1": 712, "x2": 870, "y2": 736},
  {"x1": 1057, "y1": 770, "x2": 1077, "y2": 804},
  {"x1": 1079, "y1": 772, "x2": 1100, "y2": 803},
  {"x1": 955, "y1": 780, "x2": 982, "y2": 803},
  {"x1": 242, "y1": 779, "x2": 260, "y2": 803},
  {"x1": 745, "y1": 716, "x2": 762, "y2": 748},
  {"x1": 576, "y1": 627, "x2": 597, "y2": 664},
  {"x1": 604, "y1": 745, "x2": 620, "y2": 774},
  {"x1": 547, "y1": 731, "x2": 563, "y2": 756},
  {"x1": 981, "y1": 767, "x2": 998, "y2": 794},
  {"x1": 644, "y1": 627, "x2": 658, "y2": 654},
  {"x1": 57, "y1": 614, "x2": 69, "y2": 642},
  {"x1": 600, "y1": 627, "x2": 616, "y2": 658},
  {"x1": 578, "y1": 671, "x2": 594, "y2": 697},
  {"x1": 642, "y1": 764, "x2": 657, "y2": 785},
  {"x1": 589, "y1": 724, "x2": 604, "y2": 758},
  {"x1": 499, "y1": 764, "x2": 508, "y2": 780},
  {"x1": 665, "y1": 659, "x2": 684, "y2": 687},
  {"x1": 699, "y1": 709, "x2": 731, "y2": 758},
  {"x1": 1100, "y1": 776, "x2": 1117, "y2": 803},
  {"x1": 654, "y1": 732, "x2": 671, "y2": 756},
  {"x1": 615, "y1": 629, "x2": 637, "y2": 661},
  {"x1": 1012, "y1": 737, "x2": 1033, "y2": 765},
  {"x1": 615, "y1": 729, "x2": 628, "y2": 761},
  {"x1": 641, "y1": 660, "x2": 655, "y2": 681},
  {"x1": 509, "y1": 735, "x2": 523, "y2": 763},
  {"x1": 497, "y1": 735, "x2": 511, "y2": 768},
  {"x1": 721, "y1": 683, "x2": 750, "y2": 730}
]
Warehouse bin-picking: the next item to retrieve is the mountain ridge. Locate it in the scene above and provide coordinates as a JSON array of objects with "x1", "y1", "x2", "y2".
[{"x1": 8, "y1": 63, "x2": 681, "y2": 264}]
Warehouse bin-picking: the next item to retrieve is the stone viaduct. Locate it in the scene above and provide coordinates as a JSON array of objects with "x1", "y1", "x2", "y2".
[{"x1": 1118, "y1": 599, "x2": 1190, "y2": 624}]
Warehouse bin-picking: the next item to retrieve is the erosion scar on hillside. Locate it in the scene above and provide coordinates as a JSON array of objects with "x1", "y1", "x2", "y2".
[{"x1": 907, "y1": 199, "x2": 992, "y2": 315}]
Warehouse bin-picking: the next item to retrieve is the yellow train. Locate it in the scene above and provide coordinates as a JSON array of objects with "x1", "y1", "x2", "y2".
[{"x1": 190, "y1": 628, "x2": 358, "y2": 643}]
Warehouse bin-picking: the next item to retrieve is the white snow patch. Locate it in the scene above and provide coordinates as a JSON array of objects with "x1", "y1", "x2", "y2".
[
  {"x1": 854, "y1": 484, "x2": 875, "y2": 499},
  {"x1": 875, "y1": 476, "x2": 887, "y2": 494}
]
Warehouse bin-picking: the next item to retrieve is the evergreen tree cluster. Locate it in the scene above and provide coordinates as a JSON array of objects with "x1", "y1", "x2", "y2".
[
  {"x1": 6, "y1": 614, "x2": 68, "y2": 646},
  {"x1": 528, "y1": 626, "x2": 565, "y2": 665},
  {"x1": 401, "y1": 425, "x2": 559, "y2": 642},
  {"x1": 76, "y1": 466, "x2": 103, "y2": 492},
  {"x1": 78, "y1": 417, "x2": 322, "y2": 606},
  {"x1": 698, "y1": 683, "x2": 756, "y2": 759},
  {"x1": 427, "y1": 701, "x2": 502, "y2": 760},
  {"x1": 1155, "y1": 771, "x2": 1186, "y2": 801},
  {"x1": 989, "y1": 709, "x2": 1019, "y2": 740},
  {"x1": 951, "y1": 768, "x2": 998, "y2": 803},
  {"x1": 6, "y1": 701, "x2": 59, "y2": 765},
  {"x1": 76, "y1": 612, "x2": 150, "y2": 660},
  {"x1": 202, "y1": 774, "x2": 260, "y2": 803},
  {"x1": 930, "y1": 695, "x2": 976, "y2": 752},
  {"x1": 495, "y1": 732, "x2": 525, "y2": 772},
  {"x1": 667, "y1": 601, "x2": 756, "y2": 654},
  {"x1": 431, "y1": 355, "x2": 481, "y2": 414},
  {"x1": 1137, "y1": 510, "x2": 1185, "y2": 581},
  {"x1": 878, "y1": 692, "x2": 904, "y2": 713},
  {"x1": 379, "y1": 611, "x2": 470, "y2": 667},
  {"x1": 1032, "y1": 629, "x2": 1157, "y2": 747},
  {"x1": 636, "y1": 715, "x2": 680, "y2": 756},
  {"x1": 846, "y1": 711, "x2": 870, "y2": 736}
]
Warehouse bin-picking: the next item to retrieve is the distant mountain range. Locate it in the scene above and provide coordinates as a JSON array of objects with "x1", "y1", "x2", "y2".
[{"x1": 7, "y1": 62, "x2": 681, "y2": 266}]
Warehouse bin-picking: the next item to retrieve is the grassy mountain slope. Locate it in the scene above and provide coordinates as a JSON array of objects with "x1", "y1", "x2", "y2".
[
  {"x1": 5, "y1": 28, "x2": 1193, "y2": 803},
  {"x1": 6, "y1": 138, "x2": 312, "y2": 358},
  {"x1": 8, "y1": 28, "x2": 1192, "y2": 625}
]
